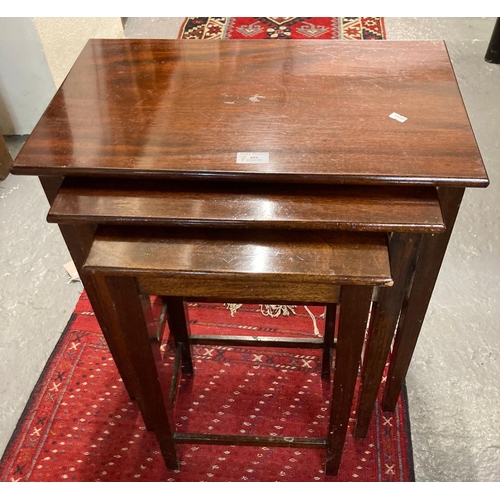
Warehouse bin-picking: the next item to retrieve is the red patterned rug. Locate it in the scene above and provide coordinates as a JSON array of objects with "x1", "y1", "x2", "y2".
[
  {"x1": 0, "y1": 293, "x2": 414, "y2": 482},
  {"x1": 179, "y1": 17, "x2": 386, "y2": 40}
]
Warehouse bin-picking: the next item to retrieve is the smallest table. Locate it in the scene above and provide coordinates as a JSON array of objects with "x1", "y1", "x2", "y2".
[{"x1": 82, "y1": 225, "x2": 393, "y2": 475}]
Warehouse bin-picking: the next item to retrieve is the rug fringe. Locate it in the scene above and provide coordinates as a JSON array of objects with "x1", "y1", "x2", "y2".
[
  {"x1": 225, "y1": 303, "x2": 243, "y2": 317},
  {"x1": 304, "y1": 305, "x2": 321, "y2": 337},
  {"x1": 225, "y1": 303, "x2": 323, "y2": 337},
  {"x1": 259, "y1": 304, "x2": 296, "y2": 318}
]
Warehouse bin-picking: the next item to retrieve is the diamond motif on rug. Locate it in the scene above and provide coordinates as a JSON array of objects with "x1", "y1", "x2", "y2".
[{"x1": 179, "y1": 17, "x2": 385, "y2": 40}]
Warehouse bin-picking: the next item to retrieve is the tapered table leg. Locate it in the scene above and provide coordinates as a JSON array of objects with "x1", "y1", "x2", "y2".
[
  {"x1": 382, "y1": 187, "x2": 465, "y2": 411},
  {"x1": 38, "y1": 176, "x2": 157, "y2": 430},
  {"x1": 85, "y1": 272, "x2": 179, "y2": 470},
  {"x1": 325, "y1": 285, "x2": 373, "y2": 476},
  {"x1": 354, "y1": 232, "x2": 423, "y2": 438},
  {"x1": 321, "y1": 304, "x2": 337, "y2": 380},
  {"x1": 165, "y1": 297, "x2": 194, "y2": 375}
]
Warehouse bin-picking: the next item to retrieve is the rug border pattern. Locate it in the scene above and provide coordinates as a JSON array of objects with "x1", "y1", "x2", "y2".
[
  {"x1": 1, "y1": 300, "x2": 415, "y2": 482},
  {"x1": 179, "y1": 17, "x2": 386, "y2": 40}
]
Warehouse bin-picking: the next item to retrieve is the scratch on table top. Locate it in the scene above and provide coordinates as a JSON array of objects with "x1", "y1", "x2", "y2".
[{"x1": 249, "y1": 94, "x2": 266, "y2": 103}]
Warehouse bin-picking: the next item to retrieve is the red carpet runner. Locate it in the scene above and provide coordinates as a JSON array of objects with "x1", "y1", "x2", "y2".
[{"x1": 0, "y1": 294, "x2": 414, "y2": 482}]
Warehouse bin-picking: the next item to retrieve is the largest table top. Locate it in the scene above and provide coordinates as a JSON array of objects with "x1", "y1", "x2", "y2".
[{"x1": 13, "y1": 39, "x2": 488, "y2": 187}]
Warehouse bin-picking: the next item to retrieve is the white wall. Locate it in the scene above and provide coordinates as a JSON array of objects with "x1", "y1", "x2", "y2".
[
  {"x1": 33, "y1": 17, "x2": 124, "y2": 89},
  {"x1": 0, "y1": 18, "x2": 56, "y2": 135},
  {"x1": 0, "y1": 17, "x2": 124, "y2": 135}
]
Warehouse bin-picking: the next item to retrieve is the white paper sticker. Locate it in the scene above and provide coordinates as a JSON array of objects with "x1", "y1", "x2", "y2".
[
  {"x1": 64, "y1": 261, "x2": 81, "y2": 283},
  {"x1": 236, "y1": 152, "x2": 269, "y2": 164},
  {"x1": 389, "y1": 112, "x2": 408, "y2": 123}
]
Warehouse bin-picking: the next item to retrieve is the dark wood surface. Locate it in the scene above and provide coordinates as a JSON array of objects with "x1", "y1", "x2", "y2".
[
  {"x1": 48, "y1": 178, "x2": 445, "y2": 232},
  {"x1": 84, "y1": 226, "x2": 392, "y2": 287},
  {"x1": 321, "y1": 303, "x2": 337, "y2": 380},
  {"x1": 382, "y1": 187, "x2": 465, "y2": 411},
  {"x1": 173, "y1": 433, "x2": 326, "y2": 449},
  {"x1": 38, "y1": 176, "x2": 152, "y2": 420},
  {"x1": 83, "y1": 237, "x2": 381, "y2": 476},
  {"x1": 189, "y1": 334, "x2": 324, "y2": 349},
  {"x1": 17, "y1": 38, "x2": 488, "y2": 475},
  {"x1": 13, "y1": 39, "x2": 487, "y2": 187},
  {"x1": 354, "y1": 232, "x2": 423, "y2": 438},
  {"x1": 164, "y1": 297, "x2": 194, "y2": 375},
  {"x1": 326, "y1": 285, "x2": 374, "y2": 475},
  {"x1": 89, "y1": 272, "x2": 179, "y2": 469},
  {"x1": 138, "y1": 276, "x2": 342, "y2": 304}
]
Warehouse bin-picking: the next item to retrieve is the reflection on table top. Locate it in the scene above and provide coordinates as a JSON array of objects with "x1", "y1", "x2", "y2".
[{"x1": 13, "y1": 39, "x2": 488, "y2": 187}]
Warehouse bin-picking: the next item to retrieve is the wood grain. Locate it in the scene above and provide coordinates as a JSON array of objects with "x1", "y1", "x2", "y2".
[
  {"x1": 137, "y1": 276, "x2": 342, "y2": 304},
  {"x1": 326, "y1": 285, "x2": 374, "y2": 475},
  {"x1": 354, "y1": 232, "x2": 423, "y2": 438},
  {"x1": 48, "y1": 178, "x2": 445, "y2": 232},
  {"x1": 84, "y1": 226, "x2": 393, "y2": 287},
  {"x1": 382, "y1": 187, "x2": 465, "y2": 411},
  {"x1": 87, "y1": 272, "x2": 179, "y2": 469},
  {"x1": 13, "y1": 39, "x2": 488, "y2": 187}
]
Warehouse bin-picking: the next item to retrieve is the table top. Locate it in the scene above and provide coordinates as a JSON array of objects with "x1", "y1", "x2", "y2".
[
  {"x1": 13, "y1": 39, "x2": 488, "y2": 187},
  {"x1": 85, "y1": 226, "x2": 393, "y2": 287}
]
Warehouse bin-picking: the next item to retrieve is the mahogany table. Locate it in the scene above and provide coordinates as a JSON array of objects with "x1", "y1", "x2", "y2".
[{"x1": 12, "y1": 39, "x2": 488, "y2": 444}]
